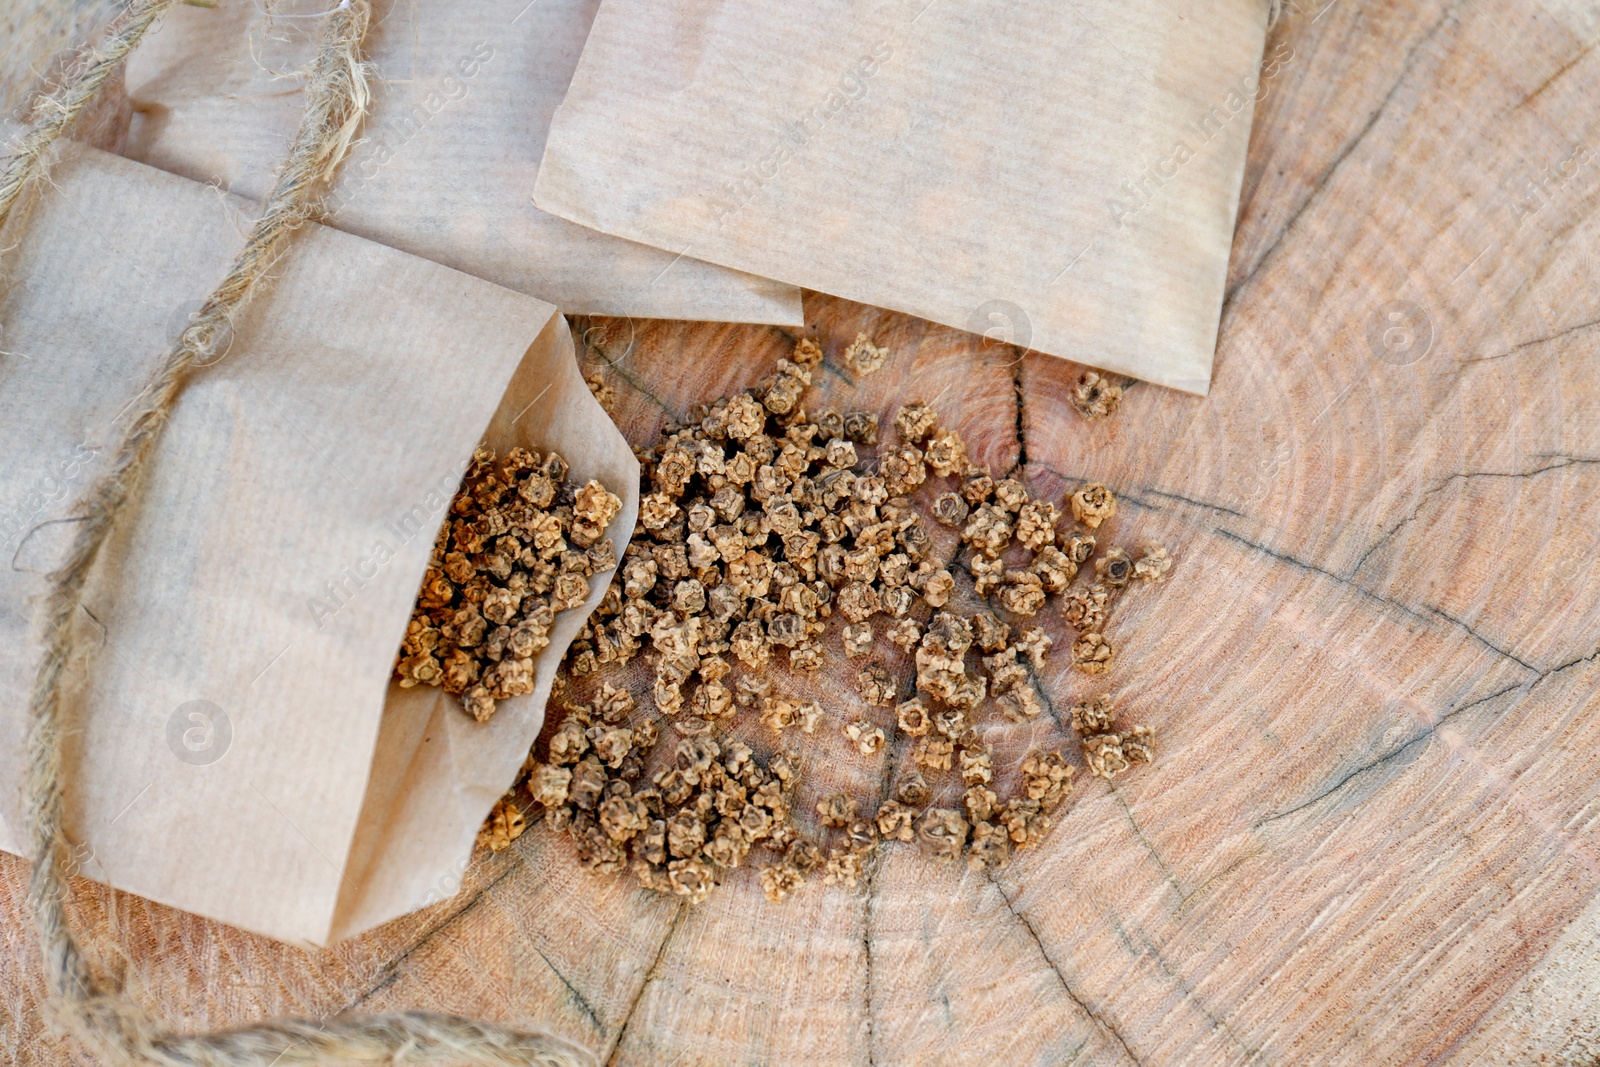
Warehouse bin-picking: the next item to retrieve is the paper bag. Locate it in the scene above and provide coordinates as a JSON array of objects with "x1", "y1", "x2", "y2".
[
  {"x1": 119, "y1": 0, "x2": 804, "y2": 325},
  {"x1": 534, "y1": 0, "x2": 1275, "y2": 393},
  {"x1": 0, "y1": 145, "x2": 638, "y2": 946}
]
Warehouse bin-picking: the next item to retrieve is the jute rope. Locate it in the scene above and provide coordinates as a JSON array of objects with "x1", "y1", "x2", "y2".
[
  {"x1": 0, "y1": 0, "x2": 180, "y2": 232},
  {"x1": 15, "y1": 1, "x2": 594, "y2": 1063}
]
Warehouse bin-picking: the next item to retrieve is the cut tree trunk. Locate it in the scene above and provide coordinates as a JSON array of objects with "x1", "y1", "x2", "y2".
[{"x1": 4, "y1": 0, "x2": 1600, "y2": 1064}]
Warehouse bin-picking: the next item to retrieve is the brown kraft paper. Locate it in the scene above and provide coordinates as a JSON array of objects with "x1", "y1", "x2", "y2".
[
  {"x1": 0, "y1": 144, "x2": 638, "y2": 946},
  {"x1": 121, "y1": 0, "x2": 804, "y2": 326},
  {"x1": 534, "y1": 0, "x2": 1278, "y2": 394}
]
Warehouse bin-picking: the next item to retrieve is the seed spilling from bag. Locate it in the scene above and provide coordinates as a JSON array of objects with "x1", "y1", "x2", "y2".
[
  {"x1": 464, "y1": 336, "x2": 1174, "y2": 901},
  {"x1": 394, "y1": 446, "x2": 621, "y2": 723}
]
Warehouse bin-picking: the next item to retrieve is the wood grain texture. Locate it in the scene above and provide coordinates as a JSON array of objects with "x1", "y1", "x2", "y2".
[{"x1": 4, "y1": 0, "x2": 1600, "y2": 1062}]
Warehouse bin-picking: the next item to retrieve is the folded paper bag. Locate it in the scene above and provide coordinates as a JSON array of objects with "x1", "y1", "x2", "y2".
[
  {"x1": 120, "y1": 0, "x2": 803, "y2": 326},
  {"x1": 0, "y1": 145, "x2": 638, "y2": 946},
  {"x1": 534, "y1": 0, "x2": 1272, "y2": 393}
]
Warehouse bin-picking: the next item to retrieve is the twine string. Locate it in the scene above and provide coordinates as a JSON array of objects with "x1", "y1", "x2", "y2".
[
  {"x1": 255, "y1": 0, "x2": 355, "y2": 20},
  {"x1": 9, "y1": 0, "x2": 594, "y2": 1063},
  {"x1": 0, "y1": 0, "x2": 182, "y2": 233}
]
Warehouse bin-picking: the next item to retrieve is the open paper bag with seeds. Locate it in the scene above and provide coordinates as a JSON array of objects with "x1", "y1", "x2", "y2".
[
  {"x1": 0, "y1": 144, "x2": 638, "y2": 946},
  {"x1": 119, "y1": 0, "x2": 803, "y2": 325}
]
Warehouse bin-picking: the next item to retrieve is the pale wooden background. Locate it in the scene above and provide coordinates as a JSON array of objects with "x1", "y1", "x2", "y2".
[{"x1": 4, "y1": 0, "x2": 1600, "y2": 1063}]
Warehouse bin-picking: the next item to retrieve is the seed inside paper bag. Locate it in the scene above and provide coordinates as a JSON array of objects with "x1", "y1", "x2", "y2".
[{"x1": 394, "y1": 447, "x2": 622, "y2": 723}]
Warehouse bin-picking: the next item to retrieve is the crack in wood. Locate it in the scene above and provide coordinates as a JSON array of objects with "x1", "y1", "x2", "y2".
[
  {"x1": 1109, "y1": 787, "x2": 1184, "y2": 901},
  {"x1": 1213, "y1": 527, "x2": 1539, "y2": 672},
  {"x1": 1134, "y1": 932, "x2": 1271, "y2": 1065},
  {"x1": 858, "y1": 661, "x2": 906, "y2": 1067},
  {"x1": 530, "y1": 942, "x2": 603, "y2": 1033},
  {"x1": 342, "y1": 858, "x2": 524, "y2": 1011},
  {"x1": 1421, "y1": 605, "x2": 1540, "y2": 672},
  {"x1": 1464, "y1": 314, "x2": 1600, "y2": 364},
  {"x1": 1257, "y1": 676, "x2": 1534, "y2": 829},
  {"x1": 815, "y1": 352, "x2": 857, "y2": 387},
  {"x1": 602, "y1": 902, "x2": 687, "y2": 1067},
  {"x1": 1261, "y1": 645, "x2": 1600, "y2": 828},
  {"x1": 1011, "y1": 360, "x2": 1030, "y2": 472},
  {"x1": 861, "y1": 859, "x2": 880, "y2": 1067},
  {"x1": 1023, "y1": 464, "x2": 1249, "y2": 526},
  {"x1": 986, "y1": 871, "x2": 1147, "y2": 1067},
  {"x1": 1177, "y1": 848, "x2": 1270, "y2": 913},
  {"x1": 572, "y1": 320, "x2": 673, "y2": 414},
  {"x1": 1349, "y1": 455, "x2": 1600, "y2": 578},
  {"x1": 1139, "y1": 488, "x2": 1245, "y2": 518},
  {"x1": 1023, "y1": 659, "x2": 1067, "y2": 733},
  {"x1": 1224, "y1": 0, "x2": 1462, "y2": 312},
  {"x1": 1110, "y1": 489, "x2": 1166, "y2": 514}
]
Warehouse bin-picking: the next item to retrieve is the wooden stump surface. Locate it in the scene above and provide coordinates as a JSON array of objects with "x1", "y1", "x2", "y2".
[{"x1": 5, "y1": 0, "x2": 1600, "y2": 1063}]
